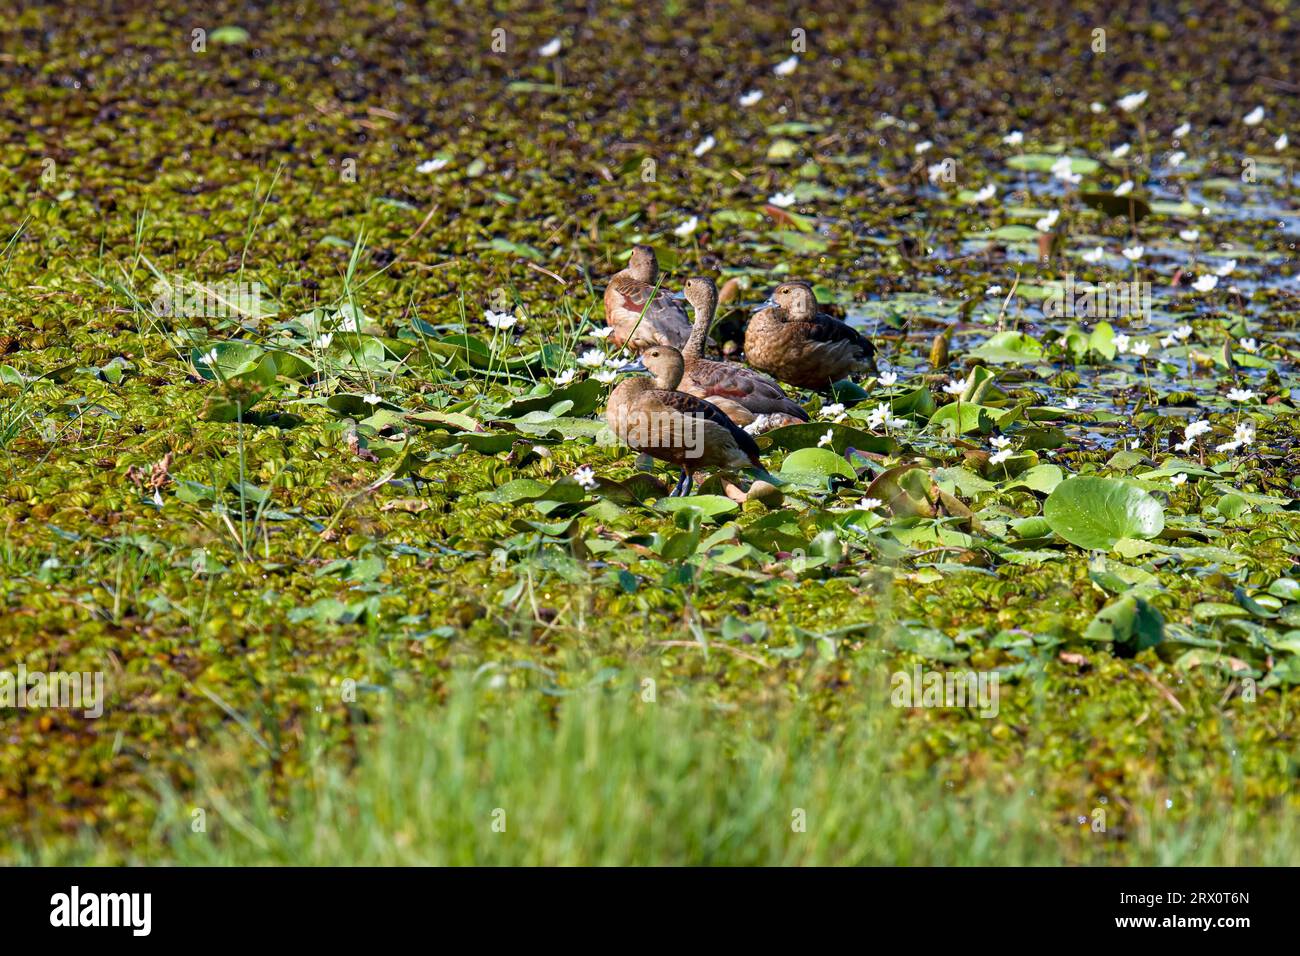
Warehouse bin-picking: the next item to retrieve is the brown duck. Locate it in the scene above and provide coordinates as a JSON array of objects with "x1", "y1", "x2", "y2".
[
  {"x1": 606, "y1": 345, "x2": 766, "y2": 497},
  {"x1": 677, "y1": 276, "x2": 809, "y2": 430},
  {"x1": 743, "y1": 281, "x2": 876, "y2": 391},
  {"x1": 602, "y1": 245, "x2": 691, "y2": 352}
]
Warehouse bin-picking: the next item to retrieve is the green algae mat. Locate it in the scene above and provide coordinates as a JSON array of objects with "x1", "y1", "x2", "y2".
[{"x1": 1, "y1": 2, "x2": 1298, "y2": 863}]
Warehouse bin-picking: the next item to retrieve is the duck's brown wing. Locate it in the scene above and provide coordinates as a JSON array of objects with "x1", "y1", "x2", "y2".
[
  {"x1": 804, "y1": 314, "x2": 875, "y2": 357},
  {"x1": 605, "y1": 276, "x2": 690, "y2": 350},
  {"x1": 652, "y1": 389, "x2": 762, "y2": 465},
  {"x1": 684, "y1": 360, "x2": 810, "y2": 421}
]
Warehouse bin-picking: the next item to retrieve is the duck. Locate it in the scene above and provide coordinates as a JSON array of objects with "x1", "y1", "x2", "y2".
[
  {"x1": 743, "y1": 281, "x2": 876, "y2": 391},
  {"x1": 677, "y1": 276, "x2": 809, "y2": 430},
  {"x1": 606, "y1": 345, "x2": 764, "y2": 497},
  {"x1": 602, "y1": 245, "x2": 692, "y2": 352}
]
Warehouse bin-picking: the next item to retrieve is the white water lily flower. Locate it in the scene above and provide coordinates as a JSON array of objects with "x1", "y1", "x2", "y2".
[
  {"x1": 878, "y1": 370, "x2": 898, "y2": 387},
  {"x1": 927, "y1": 162, "x2": 949, "y2": 184},
  {"x1": 573, "y1": 466, "x2": 597, "y2": 490},
  {"x1": 314, "y1": 333, "x2": 333, "y2": 349},
  {"x1": 1116, "y1": 90, "x2": 1148, "y2": 112},
  {"x1": 1003, "y1": 131, "x2": 1024, "y2": 146},
  {"x1": 1113, "y1": 333, "x2": 1130, "y2": 353},
  {"x1": 739, "y1": 89, "x2": 763, "y2": 107},
  {"x1": 1192, "y1": 275, "x2": 1218, "y2": 292},
  {"x1": 1243, "y1": 106, "x2": 1265, "y2": 126},
  {"x1": 1240, "y1": 337, "x2": 1259, "y2": 353},
  {"x1": 594, "y1": 369, "x2": 618, "y2": 384},
  {"x1": 867, "y1": 402, "x2": 891, "y2": 429},
  {"x1": 1064, "y1": 396, "x2": 1081, "y2": 410},
  {"x1": 774, "y1": 56, "x2": 798, "y2": 76},
  {"x1": 915, "y1": 140, "x2": 933, "y2": 154},
  {"x1": 1035, "y1": 209, "x2": 1060, "y2": 232},
  {"x1": 1121, "y1": 245, "x2": 1144, "y2": 262},
  {"x1": 1174, "y1": 325, "x2": 1193, "y2": 340},
  {"x1": 484, "y1": 309, "x2": 517, "y2": 330},
  {"x1": 1111, "y1": 143, "x2": 1131, "y2": 159},
  {"x1": 589, "y1": 326, "x2": 614, "y2": 339},
  {"x1": 1215, "y1": 439, "x2": 1241, "y2": 454},
  {"x1": 989, "y1": 448, "x2": 1013, "y2": 466},
  {"x1": 1167, "y1": 151, "x2": 1187, "y2": 168},
  {"x1": 693, "y1": 135, "x2": 716, "y2": 157},
  {"x1": 198, "y1": 348, "x2": 218, "y2": 366},
  {"x1": 363, "y1": 393, "x2": 382, "y2": 406},
  {"x1": 538, "y1": 38, "x2": 562, "y2": 57},
  {"x1": 674, "y1": 216, "x2": 698, "y2": 237},
  {"x1": 768, "y1": 192, "x2": 796, "y2": 208},
  {"x1": 1114, "y1": 180, "x2": 1134, "y2": 196},
  {"x1": 1179, "y1": 229, "x2": 1199, "y2": 242},
  {"x1": 1275, "y1": 133, "x2": 1289, "y2": 151},
  {"x1": 553, "y1": 369, "x2": 576, "y2": 386},
  {"x1": 1082, "y1": 246, "x2": 1105, "y2": 264},
  {"x1": 1090, "y1": 101, "x2": 1107, "y2": 114},
  {"x1": 971, "y1": 183, "x2": 996, "y2": 202},
  {"x1": 1185, "y1": 420, "x2": 1212, "y2": 439},
  {"x1": 1174, "y1": 438, "x2": 1194, "y2": 453},
  {"x1": 817, "y1": 429, "x2": 834, "y2": 447},
  {"x1": 820, "y1": 402, "x2": 846, "y2": 421},
  {"x1": 1051, "y1": 156, "x2": 1081, "y2": 185},
  {"x1": 986, "y1": 285, "x2": 1003, "y2": 296},
  {"x1": 1160, "y1": 334, "x2": 1179, "y2": 348},
  {"x1": 857, "y1": 497, "x2": 883, "y2": 511},
  {"x1": 1214, "y1": 259, "x2": 1237, "y2": 277},
  {"x1": 416, "y1": 157, "x2": 449, "y2": 174},
  {"x1": 1170, "y1": 473, "x2": 1187, "y2": 486},
  {"x1": 943, "y1": 379, "x2": 967, "y2": 396},
  {"x1": 603, "y1": 354, "x2": 626, "y2": 368},
  {"x1": 1132, "y1": 341, "x2": 1151, "y2": 357},
  {"x1": 1235, "y1": 421, "x2": 1256, "y2": 445},
  {"x1": 577, "y1": 348, "x2": 606, "y2": 368},
  {"x1": 990, "y1": 435, "x2": 1012, "y2": 450},
  {"x1": 1227, "y1": 387, "x2": 1256, "y2": 403},
  {"x1": 1173, "y1": 122, "x2": 1191, "y2": 138}
]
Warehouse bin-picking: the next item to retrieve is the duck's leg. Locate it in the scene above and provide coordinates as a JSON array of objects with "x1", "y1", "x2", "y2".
[
  {"x1": 669, "y1": 468, "x2": 689, "y2": 497},
  {"x1": 679, "y1": 469, "x2": 694, "y2": 497}
]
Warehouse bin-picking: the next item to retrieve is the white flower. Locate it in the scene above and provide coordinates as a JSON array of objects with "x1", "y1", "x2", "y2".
[
  {"x1": 1064, "y1": 396, "x2": 1081, "y2": 410},
  {"x1": 1114, "y1": 180, "x2": 1134, "y2": 196},
  {"x1": 1185, "y1": 419, "x2": 1212, "y2": 439},
  {"x1": 857, "y1": 497, "x2": 883, "y2": 511},
  {"x1": 1111, "y1": 143, "x2": 1131, "y2": 159},
  {"x1": 1179, "y1": 229, "x2": 1199, "y2": 242},
  {"x1": 314, "y1": 333, "x2": 334, "y2": 349},
  {"x1": 1192, "y1": 275, "x2": 1218, "y2": 292},
  {"x1": 990, "y1": 435, "x2": 1012, "y2": 450},
  {"x1": 1003, "y1": 131, "x2": 1024, "y2": 146},
  {"x1": 1227, "y1": 387, "x2": 1256, "y2": 403},
  {"x1": 1121, "y1": 245, "x2": 1144, "y2": 262},
  {"x1": 1243, "y1": 106, "x2": 1265, "y2": 126},
  {"x1": 1174, "y1": 324, "x2": 1193, "y2": 340},
  {"x1": 603, "y1": 355, "x2": 626, "y2": 369},
  {"x1": 1166, "y1": 151, "x2": 1188, "y2": 170},
  {"x1": 971, "y1": 183, "x2": 996, "y2": 203},
  {"x1": 817, "y1": 429, "x2": 834, "y2": 447},
  {"x1": 768, "y1": 192, "x2": 796, "y2": 208},
  {"x1": 573, "y1": 466, "x2": 598, "y2": 490},
  {"x1": 198, "y1": 348, "x2": 218, "y2": 366},
  {"x1": 1174, "y1": 438, "x2": 1194, "y2": 453},
  {"x1": 1051, "y1": 156, "x2": 1081, "y2": 185},
  {"x1": 986, "y1": 285, "x2": 1003, "y2": 296},
  {"x1": 674, "y1": 216, "x2": 698, "y2": 237},
  {"x1": 1215, "y1": 439, "x2": 1241, "y2": 454},
  {"x1": 594, "y1": 369, "x2": 618, "y2": 384},
  {"x1": 1173, "y1": 122, "x2": 1191, "y2": 138},
  {"x1": 363, "y1": 393, "x2": 382, "y2": 406},
  {"x1": 484, "y1": 309, "x2": 517, "y2": 330},
  {"x1": 693, "y1": 135, "x2": 716, "y2": 157},
  {"x1": 1160, "y1": 334, "x2": 1178, "y2": 349},
  {"x1": 1240, "y1": 337, "x2": 1259, "y2": 353},
  {"x1": 943, "y1": 379, "x2": 966, "y2": 396},
  {"x1": 1214, "y1": 259, "x2": 1237, "y2": 277},
  {"x1": 774, "y1": 56, "x2": 798, "y2": 76},
  {"x1": 739, "y1": 90, "x2": 763, "y2": 107},
  {"x1": 744, "y1": 414, "x2": 775, "y2": 435},
  {"x1": 927, "y1": 162, "x2": 949, "y2": 184},
  {"x1": 820, "y1": 402, "x2": 846, "y2": 421},
  {"x1": 578, "y1": 348, "x2": 606, "y2": 368},
  {"x1": 915, "y1": 140, "x2": 934, "y2": 154},
  {"x1": 1132, "y1": 341, "x2": 1151, "y2": 357},
  {"x1": 878, "y1": 370, "x2": 898, "y2": 387},
  {"x1": 1113, "y1": 333, "x2": 1130, "y2": 353},
  {"x1": 553, "y1": 369, "x2": 576, "y2": 386},
  {"x1": 416, "y1": 158, "x2": 449, "y2": 174},
  {"x1": 989, "y1": 449, "x2": 1013, "y2": 466},
  {"x1": 589, "y1": 326, "x2": 614, "y2": 339},
  {"x1": 539, "y1": 38, "x2": 562, "y2": 57},
  {"x1": 1235, "y1": 421, "x2": 1256, "y2": 445},
  {"x1": 1090, "y1": 102, "x2": 1106, "y2": 114},
  {"x1": 867, "y1": 402, "x2": 891, "y2": 429},
  {"x1": 1082, "y1": 246, "x2": 1105, "y2": 264},
  {"x1": 1170, "y1": 473, "x2": 1187, "y2": 487},
  {"x1": 1117, "y1": 90, "x2": 1148, "y2": 112},
  {"x1": 1275, "y1": 133, "x2": 1289, "y2": 151},
  {"x1": 1035, "y1": 209, "x2": 1060, "y2": 232}
]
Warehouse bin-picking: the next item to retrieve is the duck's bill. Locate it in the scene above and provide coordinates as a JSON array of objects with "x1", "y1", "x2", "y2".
[
  {"x1": 757, "y1": 297, "x2": 777, "y2": 309},
  {"x1": 618, "y1": 358, "x2": 648, "y2": 373}
]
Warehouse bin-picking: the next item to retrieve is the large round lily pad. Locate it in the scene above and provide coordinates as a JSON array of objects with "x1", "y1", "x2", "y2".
[{"x1": 1044, "y1": 477, "x2": 1165, "y2": 551}]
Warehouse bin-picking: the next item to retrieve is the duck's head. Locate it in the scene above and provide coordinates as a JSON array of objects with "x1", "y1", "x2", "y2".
[
  {"x1": 771, "y1": 281, "x2": 817, "y2": 318},
  {"x1": 681, "y1": 275, "x2": 717, "y2": 316},
  {"x1": 640, "y1": 345, "x2": 686, "y2": 390},
  {"x1": 627, "y1": 245, "x2": 659, "y2": 283}
]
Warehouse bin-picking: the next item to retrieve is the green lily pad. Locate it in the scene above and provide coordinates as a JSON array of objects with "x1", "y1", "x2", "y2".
[{"x1": 1044, "y1": 477, "x2": 1165, "y2": 551}]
